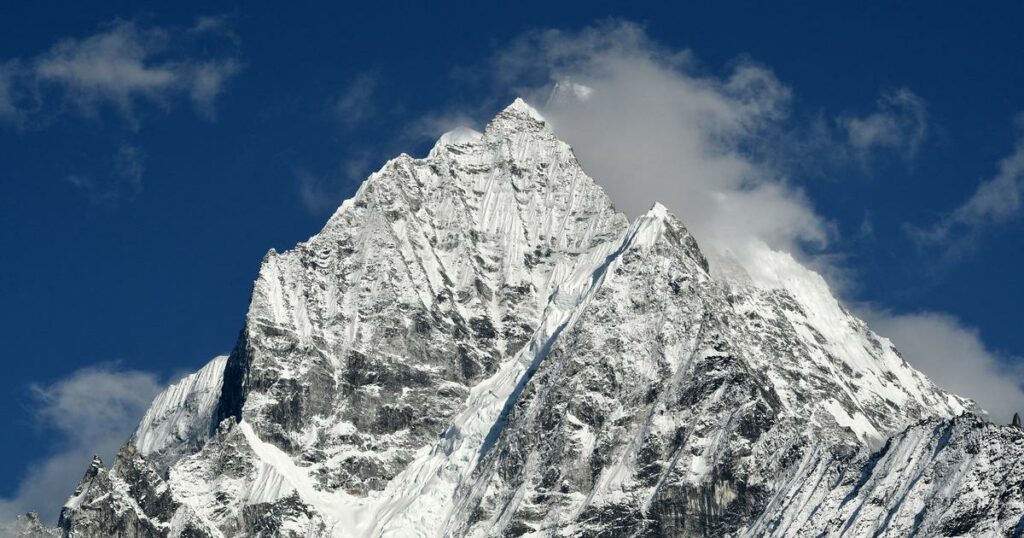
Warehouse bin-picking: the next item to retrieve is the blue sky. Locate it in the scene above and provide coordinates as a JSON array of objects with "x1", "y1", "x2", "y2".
[{"x1": 2, "y1": 1, "x2": 1023, "y2": 522}]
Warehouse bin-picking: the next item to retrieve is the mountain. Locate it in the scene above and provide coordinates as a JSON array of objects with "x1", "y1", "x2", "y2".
[{"x1": 49, "y1": 99, "x2": 1024, "y2": 537}]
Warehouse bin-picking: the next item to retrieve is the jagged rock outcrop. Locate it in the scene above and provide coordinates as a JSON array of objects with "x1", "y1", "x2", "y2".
[
  {"x1": 56, "y1": 448, "x2": 214, "y2": 538},
  {"x1": 54, "y1": 99, "x2": 1021, "y2": 537}
]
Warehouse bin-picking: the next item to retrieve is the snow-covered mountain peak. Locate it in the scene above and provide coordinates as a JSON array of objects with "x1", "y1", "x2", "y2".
[
  {"x1": 648, "y1": 200, "x2": 670, "y2": 218},
  {"x1": 503, "y1": 97, "x2": 546, "y2": 122},
  {"x1": 428, "y1": 99, "x2": 550, "y2": 160},
  {"x1": 51, "y1": 99, "x2": 1019, "y2": 538},
  {"x1": 631, "y1": 201, "x2": 711, "y2": 274}
]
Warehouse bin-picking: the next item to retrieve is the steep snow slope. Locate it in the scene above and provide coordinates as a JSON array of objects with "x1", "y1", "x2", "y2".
[
  {"x1": 438, "y1": 205, "x2": 972, "y2": 537},
  {"x1": 52, "y1": 99, "x2": 1015, "y2": 538},
  {"x1": 131, "y1": 355, "x2": 228, "y2": 474}
]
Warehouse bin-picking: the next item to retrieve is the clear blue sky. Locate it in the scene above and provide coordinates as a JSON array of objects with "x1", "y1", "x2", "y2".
[{"x1": 1, "y1": 1, "x2": 1023, "y2": 504}]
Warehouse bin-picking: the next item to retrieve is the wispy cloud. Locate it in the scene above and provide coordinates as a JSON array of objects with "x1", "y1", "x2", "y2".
[
  {"x1": 64, "y1": 143, "x2": 146, "y2": 206},
  {"x1": 331, "y1": 72, "x2": 378, "y2": 129},
  {"x1": 908, "y1": 123, "x2": 1024, "y2": 258},
  {"x1": 296, "y1": 71, "x2": 397, "y2": 214},
  {"x1": 0, "y1": 64, "x2": 18, "y2": 120},
  {"x1": 0, "y1": 364, "x2": 165, "y2": 525},
  {"x1": 839, "y1": 88, "x2": 929, "y2": 163},
  {"x1": 1, "y1": 17, "x2": 242, "y2": 126},
  {"x1": 34, "y1": 22, "x2": 180, "y2": 114},
  {"x1": 113, "y1": 143, "x2": 146, "y2": 184},
  {"x1": 295, "y1": 152, "x2": 374, "y2": 215},
  {"x1": 0, "y1": 17, "x2": 241, "y2": 207},
  {"x1": 190, "y1": 14, "x2": 235, "y2": 35},
  {"x1": 188, "y1": 58, "x2": 242, "y2": 118}
]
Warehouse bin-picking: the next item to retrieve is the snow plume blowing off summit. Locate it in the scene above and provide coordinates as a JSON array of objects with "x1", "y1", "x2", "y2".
[{"x1": 37, "y1": 97, "x2": 1024, "y2": 537}]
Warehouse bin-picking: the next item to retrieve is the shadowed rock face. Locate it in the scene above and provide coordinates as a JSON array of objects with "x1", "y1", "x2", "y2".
[{"x1": 53, "y1": 100, "x2": 1022, "y2": 537}]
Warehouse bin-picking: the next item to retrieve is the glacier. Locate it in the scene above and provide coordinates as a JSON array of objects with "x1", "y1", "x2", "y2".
[{"x1": 36, "y1": 98, "x2": 1024, "y2": 537}]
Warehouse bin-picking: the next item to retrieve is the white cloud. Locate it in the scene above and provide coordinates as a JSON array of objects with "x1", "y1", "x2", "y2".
[
  {"x1": 909, "y1": 129, "x2": 1024, "y2": 255},
  {"x1": 34, "y1": 23, "x2": 178, "y2": 109},
  {"x1": 839, "y1": 88, "x2": 929, "y2": 161},
  {"x1": 2, "y1": 18, "x2": 241, "y2": 124},
  {"x1": 861, "y1": 309, "x2": 1024, "y2": 422},
  {"x1": 0, "y1": 364, "x2": 164, "y2": 525}
]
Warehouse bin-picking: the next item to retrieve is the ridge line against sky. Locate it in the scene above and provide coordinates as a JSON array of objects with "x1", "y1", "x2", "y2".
[{"x1": 0, "y1": 4, "x2": 1022, "y2": 524}]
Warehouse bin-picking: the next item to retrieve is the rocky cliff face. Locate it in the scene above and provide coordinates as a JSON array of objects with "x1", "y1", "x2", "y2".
[
  {"x1": 749, "y1": 413, "x2": 1024, "y2": 537},
  {"x1": 52, "y1": 99, "x2": 1023, "y2": 537}
]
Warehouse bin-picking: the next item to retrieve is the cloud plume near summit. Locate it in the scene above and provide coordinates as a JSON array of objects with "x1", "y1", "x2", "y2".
[
  {"x1": 478, "y1": 21, "x2": 1023, "y2": 421},
  {"x1": 498, "y1": 22, "x2": 825, "y2": 262}
]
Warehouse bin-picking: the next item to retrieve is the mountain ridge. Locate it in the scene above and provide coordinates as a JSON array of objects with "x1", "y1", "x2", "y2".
[{"x1": 41, "y1": 99, "x2": 1022, "y2": 538}]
